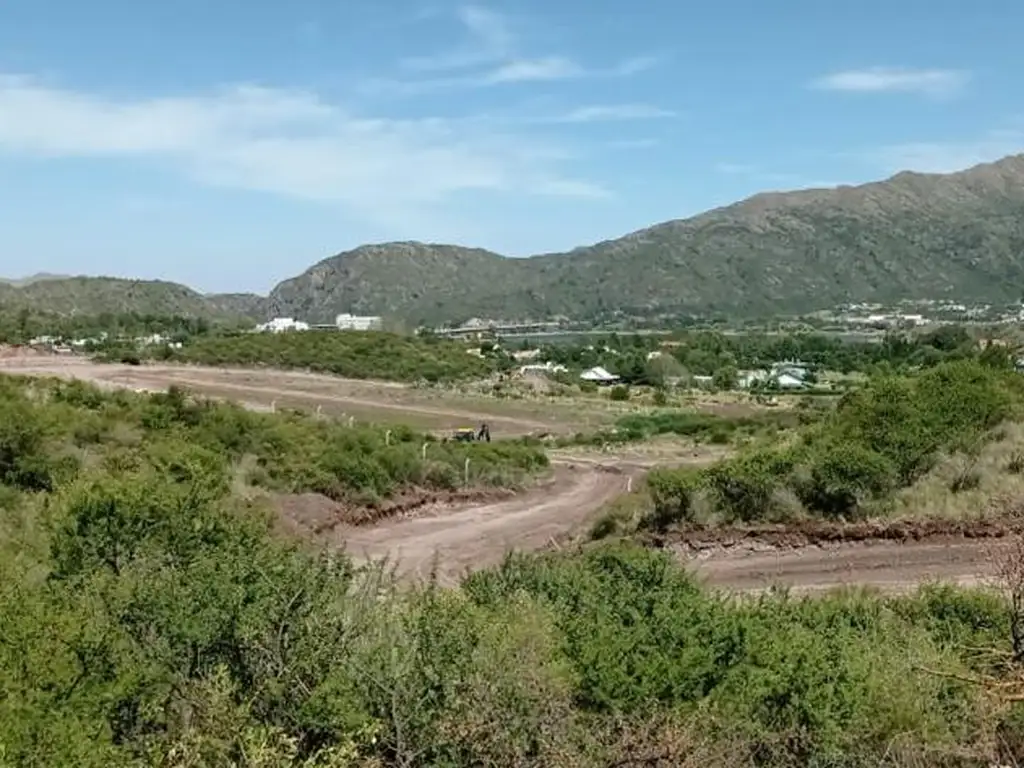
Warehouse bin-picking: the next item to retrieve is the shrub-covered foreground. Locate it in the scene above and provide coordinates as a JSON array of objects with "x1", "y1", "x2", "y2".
[
  {"x1": 2, "y1": 461, "x2": 1023, "y2": 767},
  {"x1": 0, "y1": 376, "x2": 547, "y2": 505},
  {"x1": 2, "y1": 371, "x2": 1024, "y2": 765},
  {"x1": 139, "y1": 330, "x2": 500, "y2": 382},
  {"x1": 645, "y1": 359, "x2": 1024, "y2": 527}
]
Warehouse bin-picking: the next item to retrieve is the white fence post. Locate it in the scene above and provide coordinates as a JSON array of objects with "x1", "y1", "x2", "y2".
[
  {"x1": 464, "y1": 457, "x2": 471, "y2": 486},
  {"x1": 627, "y1": 476, "x2": 633, "y2": 493},
  {"x1": 270, "y1": 399, "x2": 276, "y2": 413},
  {"x1": 422, "y1": 442, "x2": 428, "y2": 460},
  {"x1": 385, "y1": 429, "x2": 392, "y2": 446},
  {"x1": 316, "y1": 405, "x2": 323, "y2": 418}
]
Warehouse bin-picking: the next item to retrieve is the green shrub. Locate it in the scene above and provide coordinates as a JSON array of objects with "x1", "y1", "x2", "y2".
[
  {"x1": 792, "y1": 442, "x2": 897, "y2": 518},
  {"x1": 703, "y1": 451, "x2": 793, "y2": 522},
  {"x1": 644, "y1": 468, "x2": 702, "y2": 531},
  {"x1": 609, "y1": 385, "x2": 630, "y2": 402}
]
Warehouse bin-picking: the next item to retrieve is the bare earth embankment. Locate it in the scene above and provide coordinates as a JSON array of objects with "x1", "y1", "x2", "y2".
[{"x1": 0, "y1": 353, "x2": 1007, "y2": 593}]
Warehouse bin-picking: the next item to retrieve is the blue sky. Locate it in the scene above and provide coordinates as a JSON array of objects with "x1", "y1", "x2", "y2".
[{"x1": 1, "y1": 0, "x2": 1022, "y2": 293}]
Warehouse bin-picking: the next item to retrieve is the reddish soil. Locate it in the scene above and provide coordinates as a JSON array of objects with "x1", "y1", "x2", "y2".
[
  {"x1": 648, "y1": 512, "x2": 1024, "y2": 554},
  {"x1": 334, "y1": 464, "x2": 629, "y2": 586},
  {"x1": 684, "y1": 538, "x2": 1006, "y2": 595},
  {"x1": 274, "y1": 486, "x2": 519, "y2": 535}
]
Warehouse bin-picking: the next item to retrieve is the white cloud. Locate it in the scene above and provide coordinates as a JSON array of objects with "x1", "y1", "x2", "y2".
[
  {"x1": 866, "y1": 129, "x2": 1024, "y2": 174},
  {"x1": 548, "y1": 103, "x2": 675, "y2": 123},
  {"x1": 400, "y1": 5, "x2": 514, "y2": 73},
  {"x1": 0, "y1": 74, "x2": 611, "y2": 221},
  {"x1": 610, "y1": 55, "x2": 662, "y2": 76},
  {"x1": 812, "y1": 67, "x2": 970, "y2": 97},
  {"x1": 482, "y1": 57, "x2": 583, "y2": 83},
  {"x1": 388, "y1": 5, "x2": 655, "y2": 91}
]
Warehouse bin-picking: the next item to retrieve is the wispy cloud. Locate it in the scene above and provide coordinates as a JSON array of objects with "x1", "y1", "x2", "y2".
[
  {"x1": 382, "y1": 5, "x2": 656, "y2": 93},
  {"x1": 481, "y1": 56, "x2": 583, "y2": 84},
  {"x1": 547, "y1": 103, "x2": 675, "y2": 123},
  {"x1": 811, "y1": 67, "x2": 970, "y2": 98},
  {"x1": 0, "y1": 74, "x2": 611, "y2": 223},
  {"x1": 864, "y1": 128, "x2": 1024, "y2": 174},
  {"x1": 400, "y1": 5, "x2": 514, "y2": 73},
  {"x1": 611, "y1": 55, "x2": 662, "y2": 76}
]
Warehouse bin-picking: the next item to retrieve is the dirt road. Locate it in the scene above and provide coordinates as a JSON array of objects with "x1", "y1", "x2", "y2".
[
  {"x1": 684, "y1": 538, "x2": 1005, "y2": 594},
  {"x1": 0, "y1": 358, "x2": 565, "y2": 434},
  {"x1": 337, "y1": 463, "x2": 629, "y2": 585}
]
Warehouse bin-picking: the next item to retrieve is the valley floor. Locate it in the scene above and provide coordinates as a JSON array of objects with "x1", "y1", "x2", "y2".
[{"x1": 0, "y1": 353, "x2": 1008, "y2": 595}]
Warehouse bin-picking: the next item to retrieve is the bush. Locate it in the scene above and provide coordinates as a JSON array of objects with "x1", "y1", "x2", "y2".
[
  {"x1": 703, "y1": 452, "x2": 793, "y2": 522},
  {"x1": 791, "y1": 441, "x2": 897, "y2": 518},
  {"x1": 644, "y1": 468, "x2": 701, "y2": 531},
  {"x1": 609, "y1": 385, "x2": 630, "y2": 402}
]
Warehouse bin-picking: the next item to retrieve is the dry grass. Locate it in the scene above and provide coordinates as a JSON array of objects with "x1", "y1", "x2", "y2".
[{"x1": 888, "y1": 422, "x2": 1024, "y2": 520}]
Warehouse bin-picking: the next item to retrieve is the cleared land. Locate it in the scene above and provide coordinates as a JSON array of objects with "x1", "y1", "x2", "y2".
[
  {"x1": 0, "y1": 357, "x2": 583, "y2": 434},
  {"x1": 0, "y1": 353, "x2": 1007, "y2": 593}
]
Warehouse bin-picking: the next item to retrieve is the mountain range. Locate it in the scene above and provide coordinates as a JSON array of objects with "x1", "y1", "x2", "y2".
[{"x1": 5, "y1": 154, "x2": 1024, "y2": 326}]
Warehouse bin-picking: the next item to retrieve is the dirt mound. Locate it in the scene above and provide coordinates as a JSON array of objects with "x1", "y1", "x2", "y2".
[
  {"x1": 649, "y1": 512, "x2": 1024, "y2": 555},
  {"x1": 274, "y1": 486, "x2": 519, "y2": 537}
]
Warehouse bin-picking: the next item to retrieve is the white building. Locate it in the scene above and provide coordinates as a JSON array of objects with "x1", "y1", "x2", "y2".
[
  {"x1": 256, "y1": 317, "x2": 310, "y2": 333},
  {"x1": 580, "y1": 366, "x2": 619, "y2": 383},
  {"x1": 335, "y1": 313, "x2": 383, "y2": 331}
]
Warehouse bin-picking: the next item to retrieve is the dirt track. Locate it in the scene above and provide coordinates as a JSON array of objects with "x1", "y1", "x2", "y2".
[
  {"x1": 0, "y1": 355, "x2": 1013, "y2": 594},
  {"x1": 0, "y1": 357, "x2": 569, "y2": 434},
  {"x1": 338, "y1": 463, "x2": 629, "y2": 585}
]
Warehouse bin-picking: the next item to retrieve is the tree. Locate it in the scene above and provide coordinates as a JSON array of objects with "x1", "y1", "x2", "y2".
[{"x1": 712, "y1": 365, "x2": 738, "y2": 391}]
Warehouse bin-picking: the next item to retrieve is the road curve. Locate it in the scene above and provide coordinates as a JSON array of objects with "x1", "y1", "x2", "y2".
[{"x1": 337, "y1": 464, "x2": 629, "y2": 585}]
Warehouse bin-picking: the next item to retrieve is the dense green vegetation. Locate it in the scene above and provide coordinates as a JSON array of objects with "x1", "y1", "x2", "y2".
[
  {"x1": 4, "y1": 368, "x2": 1024, "y2": 765},
  {"x1": 643, "y1": 359, "x2": 1024, "y2": 527},
  {"x1": 0, "y1": 377, "x2": 546, "y2": 506},
  {"x1": 0, "y1": 306, "x2": 224, "y2": 345},
  {"x1": 141, "y1": 330, "x2": 504, "y2": 383},
  {"x1": 532, "y1": 324, "x2": 993, "y2": 384}
]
